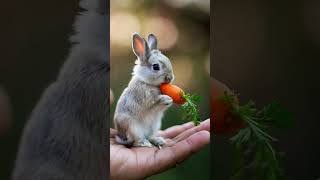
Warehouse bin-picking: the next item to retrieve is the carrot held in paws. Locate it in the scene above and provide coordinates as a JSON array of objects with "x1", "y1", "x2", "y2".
[
  {"x1": 160, "y1": 83, "x2": 201, "y2": 125},
  {"x1": 160, "y1": 84, "x2": 185, "y2": 104}
]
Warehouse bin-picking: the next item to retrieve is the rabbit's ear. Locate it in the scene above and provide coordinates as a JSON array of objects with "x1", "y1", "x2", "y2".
[
  {"x1": 132, "y1": 33, "x2": 150, "y2": 62},
  {"x1": 147, "y1": 34, "x2": 158, "y2": 50}
]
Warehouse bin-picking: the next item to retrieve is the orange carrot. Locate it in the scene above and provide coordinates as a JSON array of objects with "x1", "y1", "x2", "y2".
[
  {"x1": 160, "y1": 83, "x2": 186, "y2": 104},
  {"x1": 160, "y1": 83, "x2": 201, "y2": 125}
]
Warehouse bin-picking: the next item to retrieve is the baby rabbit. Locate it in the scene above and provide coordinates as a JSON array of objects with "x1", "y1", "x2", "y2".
[{"x1": 114, "y1": 33, "x2": 174, "y2": 147}]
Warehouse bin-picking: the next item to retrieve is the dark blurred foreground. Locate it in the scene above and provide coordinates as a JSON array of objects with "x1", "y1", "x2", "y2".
[
  {"x1": 0, "y1": 0, "x2": 210, "y2": 180},
  {"x1": 212, "y1": 0, "x2": 320, "y2": 179}
]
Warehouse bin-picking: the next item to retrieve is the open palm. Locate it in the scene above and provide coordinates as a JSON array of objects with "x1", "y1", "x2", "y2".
[{"x1": 110, "y1": 119, "x2": 210, "y2": 180}]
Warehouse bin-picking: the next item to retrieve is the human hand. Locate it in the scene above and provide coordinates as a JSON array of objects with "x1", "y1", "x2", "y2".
[{"x1": 110, "y1": 119, "x2": 210, "y2": 180}]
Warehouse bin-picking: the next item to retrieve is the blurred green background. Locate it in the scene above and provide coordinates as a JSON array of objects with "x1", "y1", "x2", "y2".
[{"x1": 110, "y1": 0, "x2": 210, "y2": 179}]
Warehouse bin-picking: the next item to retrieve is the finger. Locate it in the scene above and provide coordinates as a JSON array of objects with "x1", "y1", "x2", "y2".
[
  {"x1": 148, "y1": 131, "x2": 210, "y2": 176},
  {"x1": 169, "y1": 119, "x2": 210, "y2": 144},
  {"x1": 158, "y1": 121, "x2": 195, "y2": 138}
]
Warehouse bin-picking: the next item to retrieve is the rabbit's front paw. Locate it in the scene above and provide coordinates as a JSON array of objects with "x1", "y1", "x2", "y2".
[
  {"x1": 158, "y1": 95, "x2": 173, "y2": 106},
  {"x1": 133, "y1": 139, "x2": 153, "y2": 147},
  {"x1": 149, "y1": 136, "x2": 166, "y2": 147}
]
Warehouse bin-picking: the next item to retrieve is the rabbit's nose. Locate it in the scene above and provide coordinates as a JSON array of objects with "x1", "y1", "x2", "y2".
[{"x1": 165, "y1": 75, "x2": 172, "y2": 83}]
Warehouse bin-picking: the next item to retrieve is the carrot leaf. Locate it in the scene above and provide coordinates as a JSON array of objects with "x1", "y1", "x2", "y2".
[
  {"x1": 181, "y1": 93, "x2": 201, "y2": 125},
  {"x1": 219, "y1": 93, "x2": 293, "y2": 180}
]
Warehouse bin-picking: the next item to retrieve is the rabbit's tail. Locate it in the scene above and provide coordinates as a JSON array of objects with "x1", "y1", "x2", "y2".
[{"x1": 115, "y1": 133, "x2": 134, "y2": 146}]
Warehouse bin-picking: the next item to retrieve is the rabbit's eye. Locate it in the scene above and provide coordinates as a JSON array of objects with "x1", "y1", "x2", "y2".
[{"x1": 152, "y1": 64, "x2": 160, "y2": 71}]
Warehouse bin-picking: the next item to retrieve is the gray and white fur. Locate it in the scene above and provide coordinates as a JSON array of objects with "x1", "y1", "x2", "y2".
[{"x1": 114, "y1": 33, "x2": 174, "y2": 147}]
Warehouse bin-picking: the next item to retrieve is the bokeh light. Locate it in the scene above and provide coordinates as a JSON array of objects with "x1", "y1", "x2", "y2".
[
  {"x1": 110, "y1": 0, "x2": 131, "y2": 8},
  {"x1": 144, "y1": 16, "x2": 179, "y2": 50},
  {"x1": 110, "y1": 12, "x2": 141, "y2": 47}
]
